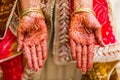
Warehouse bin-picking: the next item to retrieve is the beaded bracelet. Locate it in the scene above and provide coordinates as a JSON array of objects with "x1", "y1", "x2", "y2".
[
  {"x1": 72, "y1": 8, "x2": 96, "y2": 16},
  {"x1": 20, "y1": 8, "x2": 44, "y2": 19}
]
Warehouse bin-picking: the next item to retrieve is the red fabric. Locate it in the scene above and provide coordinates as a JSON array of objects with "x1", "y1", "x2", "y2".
[
  {"x1": 0, "y1": 29, "x2": 23, "y2": 80},
  {"x1": 0, "y1": 55, "x2": 23, "y2": 80},
  {"x1": 71, "y1": 0, "x2": 116, "y2": 45},
  {"x1": 93, "y1": 0, "x2": 116, "y2": 44},
  {"x1": 0, "y1": 29, "x2": 16, "y2": 59}
]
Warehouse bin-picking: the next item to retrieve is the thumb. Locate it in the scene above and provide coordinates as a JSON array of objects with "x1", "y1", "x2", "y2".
[
  {"x1": 17, "y1": 27, "x2": 24, "y2": 52},
  {"x1": 95, "y1": 28, "x2": 105, "y2": 47}
]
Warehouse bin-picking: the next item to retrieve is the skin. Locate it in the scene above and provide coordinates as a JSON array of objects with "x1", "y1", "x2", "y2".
[
  {"x1": 69, "y1": 12, "x2": 105, "y2": 74},
  {"x1": 17, "y1": 12, "x2": 48, "y2": 71},
  {"x1": 17, "y1": 0, "x2": 48, "y2": 71},
  {"x1": 69, "y1": 0, "x2": 104, "y2": 74},
  {"x1": 17, "y1": 0, "x2": 104, "y2": 74}
]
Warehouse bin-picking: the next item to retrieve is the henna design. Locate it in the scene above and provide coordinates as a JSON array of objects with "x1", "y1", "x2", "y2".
[{"x1": 17, "y1": 12, "x2": 48, "y2": 71}]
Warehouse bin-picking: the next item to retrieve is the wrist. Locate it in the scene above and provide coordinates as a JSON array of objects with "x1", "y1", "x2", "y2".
[
  {"x1": 20, "y1": 0, "x2": 41, "y2": 10},
  {"x1": 72, "y1": 8, "x2": 95, "y2": 17},
  {"x1": 20, "y1": 8, "x2": 44, "y2": 19},
  {"x1": 74, "y1": 0, "x2": 93, "y2": 10}
]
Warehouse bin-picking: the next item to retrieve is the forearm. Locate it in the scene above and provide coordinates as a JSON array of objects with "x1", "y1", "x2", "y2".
[
  {"x1": 20, "y1": 0, "x2": 41, "y2": 10},
  {"x1": 74, "y1": 0, "x2": 93, "y2": 10}
]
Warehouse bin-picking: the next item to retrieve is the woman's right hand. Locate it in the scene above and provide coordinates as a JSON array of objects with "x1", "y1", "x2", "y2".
[{"x1": 17, "y1": 12, "x2": 48, "y2": 71}]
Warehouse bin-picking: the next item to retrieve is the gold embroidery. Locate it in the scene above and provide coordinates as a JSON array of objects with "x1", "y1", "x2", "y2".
[
  {"x1": 83, "y1": 61, "x2": 119, "y2": 80},
  {"x1": 0, "y1": 0, "x2": 16, "y2": 38}
]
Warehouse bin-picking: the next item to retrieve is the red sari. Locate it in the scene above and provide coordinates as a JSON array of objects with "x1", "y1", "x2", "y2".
[
  {"x1": 0, "y1": 0, "x2": 117, "y2": 80},
  {"x1": 0, "y1": 29, "x2": 23, "y2": 80},
  {"x1": 93, "y1": 0, "x2": 116, "y2": 44},
  {"x1": 0, "y1": 0, "x2": 23, "y2": 79}
]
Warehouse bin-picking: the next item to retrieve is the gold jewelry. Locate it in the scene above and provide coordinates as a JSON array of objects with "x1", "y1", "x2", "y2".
[
  {"x1": 72, "y1": 8, "x2": 96, "y2": 16},
  {"x1": 20, "y1": 8, "x2": 44, "y2": 19}
]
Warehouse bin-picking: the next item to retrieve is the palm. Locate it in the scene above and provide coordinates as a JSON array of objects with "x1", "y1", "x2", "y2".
[
  {"x1": 17, "y1": 12, "x2": 48, "y2": 71},
  {"x1": 69, "y1": 12, "x2": 104, "y2": 74}
]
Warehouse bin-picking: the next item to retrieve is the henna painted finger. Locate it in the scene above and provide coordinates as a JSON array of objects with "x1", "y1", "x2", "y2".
[
  {"x1": 70, "y1": 39, "x2": 77, "y2": 60},
  {"x1": 31, "y1": 44, "x2": 39, "y2": 71},
  {"x1": 76, "y1": 44, "x2": 82, "y2": 69},
  {"x1": 87, "y1": 44, "x2": 94, "y2": 70},
  {"x1": 81, "y1": 45, "x2": 87, "y2": 74},
  {"x1": 41, "y1": 40, "x2": 47, "y2": 60},
  {"x1": 23, "y1": 44, "x2": 32, "y2": 68},
  {"x1": 36, "y1": 42, "x2": 43, "y2": 68},
  {"x1": 95, "y1": 28, "x2": 105, "y2": 47},
  {"x1": 17, "y1": 26, "x2": 24, "y2": 52}
]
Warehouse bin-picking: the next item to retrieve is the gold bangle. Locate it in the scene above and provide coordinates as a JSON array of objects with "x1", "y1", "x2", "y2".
[
  {"x1": 20, "y1": 8, "x2": 44, "y2": 19},
  {"x1": 72, "y1": 8, "x2": 96, "y2": 16}
]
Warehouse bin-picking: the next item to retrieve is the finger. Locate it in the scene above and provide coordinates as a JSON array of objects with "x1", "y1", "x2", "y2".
[
  {"x1": 31, "y1": 44, "x2": 39, "y2": 71},
  {"x1": 70, "y1": 39, "x2": 77, "y2": 60},
  {"x1": 36, "y1": 42, "x2": 43, "y2": 68},
  {"x1": 17, "y1": 27, "x2": 24, "y2": 52},
  {"x1": 76, "y1": 44, "x2": 82, "y2": 69},
  {"x1": 37, "y1": 18, "x2": 47, "y2": 29},
  {"x1": 23, "y1": 44, "x2": 32, "y2": 68},
  {"x1": 95, "y1": 28, "x2": 105, "y2": 47},
  {"x1": 41, "y1": 40, "x2": 47, "y2": 60},
  {"x1": 81, "y1": 45, "x2": 87, "y2": 74},
  {"x1": 87, "y1": 44, "x2": 95, "y2": 70}
]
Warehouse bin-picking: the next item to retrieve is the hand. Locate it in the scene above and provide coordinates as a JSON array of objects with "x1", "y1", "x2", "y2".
[
  {"x1": 69, "y1": 12, "x2": 104, "y2": 74},
  {"x1": 17, "y1": 12, "x2": 48, "y2": 71}
]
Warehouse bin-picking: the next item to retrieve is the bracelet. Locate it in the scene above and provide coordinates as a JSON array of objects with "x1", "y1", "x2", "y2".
[
  {"x1": 20, "y1": 8, "x2": 44, "y2": 19},
  {"x1": 72, "y1": 8, "x2": 96, "y2": 16}
]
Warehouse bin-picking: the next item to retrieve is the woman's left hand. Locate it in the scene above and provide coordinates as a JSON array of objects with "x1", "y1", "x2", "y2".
[{"x1": 69, "y1": 12, "x2": 104, "y2": 74}]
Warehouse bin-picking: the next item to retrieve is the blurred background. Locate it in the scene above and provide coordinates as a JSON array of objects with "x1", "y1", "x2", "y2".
[
  {"x1": 110, "y1": 0, "x2": 120, "y2": 41},
  {"x1": 110, "y1": 0, "x2": 120, "y2": 79}
]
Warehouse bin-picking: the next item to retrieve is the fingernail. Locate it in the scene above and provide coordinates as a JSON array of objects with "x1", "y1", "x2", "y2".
[
  {"x1": 35, "y1": 68, "x2": 38, "y2": 72},
  {"x1": 28, "y1": 64, "x2": 32, "y2": 69},
  {"x1": 82, "y1": 71, "x2": 86, "y2": 74},
  {"x1": 87, "y1": 67, "x2": 90, "y2": 70},
  {"x1": 39, "y1": 65, "x2": 43, "y2": 68},
  {"x1": 72, "y1": 57, "x2": 76, "y2": 60},
  {"x1": 77, "y1": 64, "x2": 81, "y2": 69},
  {"x1": 82, "y1": 70, "x2": 86, "y2": 74},
  {"x1": 42, "y1": 55, "x2": 47, "y2": 60},
  {"x1": 73, "y1": 58, "x2": 76, "y2": 60},
  {"x1": 17, "y1": 48, "x2": 20, "y2": 52},
  {"x1": 39, "y1": 60, "x2": 43, "y2": 68},
  {"x1": 81, "y1": 68, "x2": 86, "y2": 74},
  {"x1": 87, "y1": 65, "x2": 92, "y2": 70}
]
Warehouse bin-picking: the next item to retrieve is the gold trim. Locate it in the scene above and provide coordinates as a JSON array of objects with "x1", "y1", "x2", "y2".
[
  {"x1": 0, "y1": 52, "x2": 22, "y2": 63},
  {"x1": 20, "y1": 8, "x2": 44, "y2": 19},
  {"x1": 72, "y1": 8, "x2": 96, "y2": 17}
]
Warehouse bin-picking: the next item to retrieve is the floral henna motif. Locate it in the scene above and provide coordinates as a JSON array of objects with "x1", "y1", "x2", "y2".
[
  {"x1": 17, "y1": 12, "x2": 48, "y2": 71},
  {"x1": 69, "y1": 12, "x2": 104, "y2": 74}
]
